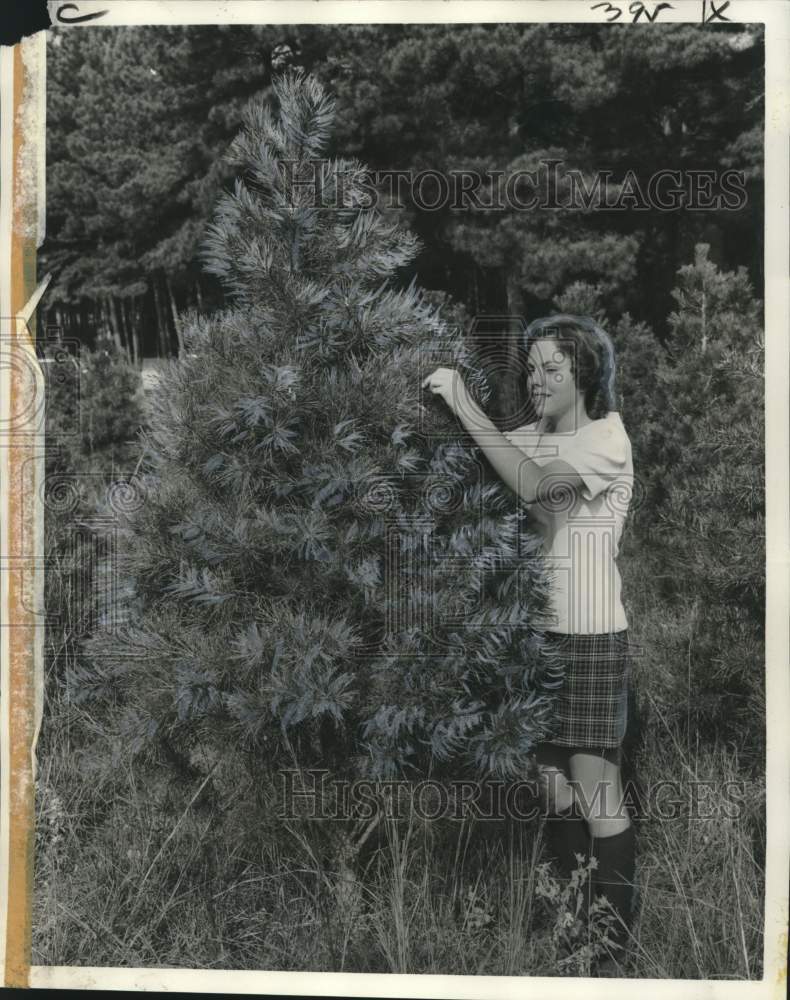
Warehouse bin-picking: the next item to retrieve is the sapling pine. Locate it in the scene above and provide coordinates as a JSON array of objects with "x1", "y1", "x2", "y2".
[{"x1": 81, "y1": 71, "x2": 561, "y2": 837}]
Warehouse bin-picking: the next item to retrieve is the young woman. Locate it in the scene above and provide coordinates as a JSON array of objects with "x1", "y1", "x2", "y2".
[{"x1": 423, "y1": 314, "x2": 636, "y2": 973}]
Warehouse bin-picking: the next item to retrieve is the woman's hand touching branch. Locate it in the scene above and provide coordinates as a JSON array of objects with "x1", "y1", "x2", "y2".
[{"x1": 421, "y1": 366, "x2": 583, "y2": 518}]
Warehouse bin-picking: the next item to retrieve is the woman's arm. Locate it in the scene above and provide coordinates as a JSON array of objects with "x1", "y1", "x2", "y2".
[{"x1": 422, "y1": 367, "x2": 584, "y2": 514}]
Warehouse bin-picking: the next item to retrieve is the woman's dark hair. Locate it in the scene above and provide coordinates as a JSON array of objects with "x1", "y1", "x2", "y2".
[{"x1": 522, "y1": 314, "x2": 617, "y2": 420}]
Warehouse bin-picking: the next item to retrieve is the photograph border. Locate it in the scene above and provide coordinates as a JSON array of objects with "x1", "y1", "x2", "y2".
[{"x1": 0, "y1": 2, "x2": 787, "y2": 995}]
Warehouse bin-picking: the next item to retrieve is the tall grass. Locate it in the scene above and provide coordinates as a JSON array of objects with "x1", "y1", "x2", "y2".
[
  {"x1": 33, "y1": 386, "x2": 765, "y2": 979},
  {"x1": 34, "y1": 662, "x2": 765, "y2": 977}
]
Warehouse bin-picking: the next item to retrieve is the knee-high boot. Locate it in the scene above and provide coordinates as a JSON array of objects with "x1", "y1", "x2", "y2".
[
  {"x1": 542, "y1": 800, "x2": 591, "y2": 881},
  {"x1": 589, "y1": 824, "x2": 636, "y2": 962}
]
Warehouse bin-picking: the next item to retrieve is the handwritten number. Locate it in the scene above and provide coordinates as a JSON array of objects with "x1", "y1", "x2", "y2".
[
  {"x1": 591, "y1": 1, "x2": 675, "y2": 22},
  {"x1": 55, "y1": 3, "x2": 110, "y2": 23},
  {"x1": 591, "y1": 2, "x2": 624, "y2": 21}
]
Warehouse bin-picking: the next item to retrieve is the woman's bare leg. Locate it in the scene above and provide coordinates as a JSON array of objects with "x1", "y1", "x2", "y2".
[
  {"x1": 568, "y1": 747, "x2": 636, "y2": 966},
  {"x1": 535, "y1": 742, "x2": 575, "y2": 814},
  {"x1": 568, "y1": 748, "x2": 630, "y2": 838},
  {"x1": 534, "y1": 743, "x2": 591, "y2": 880}
]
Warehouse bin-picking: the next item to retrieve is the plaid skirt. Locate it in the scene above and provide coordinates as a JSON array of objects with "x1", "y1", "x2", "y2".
[{"x1": 541, "y1": 630, "x2": 632, "y2": 749}]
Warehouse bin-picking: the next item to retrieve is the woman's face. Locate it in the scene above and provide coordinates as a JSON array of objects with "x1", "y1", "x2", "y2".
[{"x1": 526, "y1": 338, "x2": 580, "y2": 422}]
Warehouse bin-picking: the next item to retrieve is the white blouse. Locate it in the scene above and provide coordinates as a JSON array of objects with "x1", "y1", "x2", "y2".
[{"x1": 503, "y1": 411, "x2": 633, "y2": 635}]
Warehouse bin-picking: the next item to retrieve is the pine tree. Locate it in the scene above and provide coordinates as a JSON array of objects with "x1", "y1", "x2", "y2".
[
  {"x1": 579, "y1": 247, "x2": 764, "y2": 755},
  {"x1": 650, "y1": 245, "x2": 764, "y2": 748},
  {"x1": 80, "y1": 72, "x2": 561, "y2": 839},
  {"x1": 318, "y1": 21, "x2": 763, "y2": 325}
]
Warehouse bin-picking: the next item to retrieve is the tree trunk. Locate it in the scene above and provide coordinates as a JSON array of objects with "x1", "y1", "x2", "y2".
[
  {"x1": 124, "y1": 298, "x2": 140, "y2": 368},
  {"x1": 132, "y1": 299, "x2": 142, "y2": 367},
  {"x1": 116, "y1": 297, "x2": 126, "y2": 355},
  {"x1": 505, "y1": 269, "x2": 526, "y2": 321},
  {"x1": 194, "y1": 280, "x2": 204, "y2": 312},
  {"x1": 118, "y1": 298, "x2": 134, "y2": 366},
  {"x1": 166, "y1": 275, "x2": 184, "y2": 356},
  {"x1": 152, "y1": 279, "x2": 163, "y2": 357},
  {"x1": 106, "y1": 294, "x2": 119, "y2": 344},
  {"x1": 153, "y1": 276, "x2": 171, "y2": 357},
  {"x1": 111, "y1": 296, "x2": 127, "y2": 359},
  {"x1": 502, "y1": 270, "x2": 528, "y2": 429}
]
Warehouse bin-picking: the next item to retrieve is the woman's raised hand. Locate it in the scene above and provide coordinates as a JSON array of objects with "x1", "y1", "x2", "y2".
[{"x1": 421, "y1": 367, "x2": 468, "y2": 415}]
